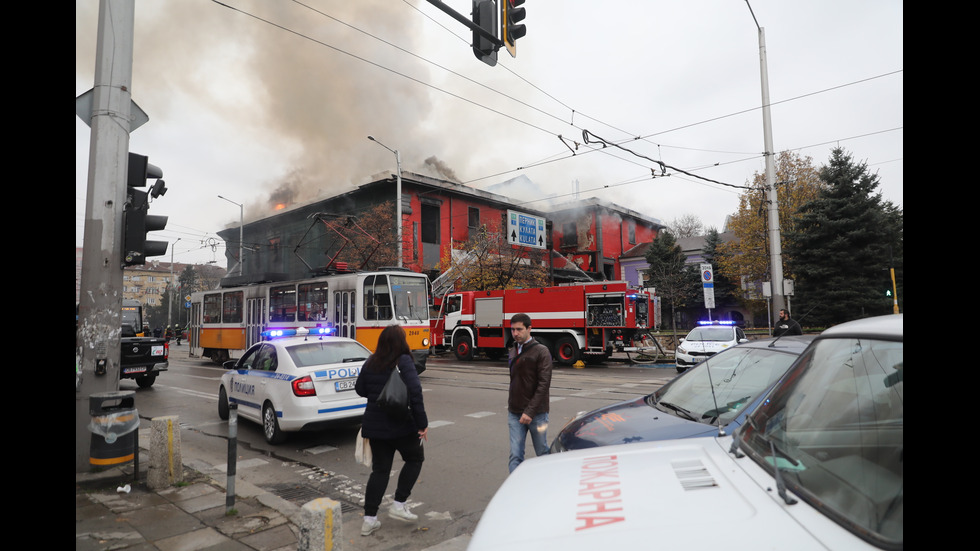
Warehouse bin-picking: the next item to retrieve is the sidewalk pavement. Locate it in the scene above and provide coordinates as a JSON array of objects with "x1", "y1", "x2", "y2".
[
  {"x1": 76, "y1": 444, "x2": 472, "y2": 551},
  {"x1": 76, "y1": 457, "x2": 303, "y2": 551}
]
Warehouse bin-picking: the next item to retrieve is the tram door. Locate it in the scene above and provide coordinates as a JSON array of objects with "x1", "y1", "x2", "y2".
[
  {"x1": 334, "y1": 291, "x2": 355, "y2": 339},
  {"x1": 189, "y1": 302, "x2": 201, "y2": 350},
  {"x1": 246, "y1": 297, "x2": 267, "y2": 348}
]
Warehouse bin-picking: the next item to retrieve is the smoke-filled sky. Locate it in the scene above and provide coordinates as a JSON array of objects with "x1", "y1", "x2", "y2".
[{"x1": 76, "y1": 0, "x2": 903, "y2": 268}]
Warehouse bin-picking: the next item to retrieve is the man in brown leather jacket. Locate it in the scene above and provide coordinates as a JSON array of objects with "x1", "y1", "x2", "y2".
[{"x1": 507, "y1": 313, "x2": 553, "y2": 473}]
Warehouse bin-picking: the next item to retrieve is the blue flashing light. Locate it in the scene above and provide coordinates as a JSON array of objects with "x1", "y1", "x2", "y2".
[
  {"x1": 261, "y1": 328, "x2": 293, "y2": 339},
  {"x1": 261, "y1": 326, "x2": 335, "y2": 340},
  {"x1": 697, "y1": 320, "x2": 736, "y2": 326}
]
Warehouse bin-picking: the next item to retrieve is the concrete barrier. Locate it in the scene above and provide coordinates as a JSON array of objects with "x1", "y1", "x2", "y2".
[
  {"x1": 146, "y1": 415, "x2": 183, "y2": 489},
  {"x1": 298, "y1": 498, "x2": 343, "y2": 551}
]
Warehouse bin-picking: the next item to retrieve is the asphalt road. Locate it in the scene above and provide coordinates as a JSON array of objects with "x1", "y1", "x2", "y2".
[{"x1": 120, "y1": 345, "x2": 678, "y2": 549}]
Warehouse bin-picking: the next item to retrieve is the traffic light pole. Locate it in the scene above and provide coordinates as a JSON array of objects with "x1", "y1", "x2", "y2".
[
  {"x1": 426, "y1": 0, "x2": 502, "y2": 47},
  {"x1": 76, "y1": 0, "x2": 136, "y2": 472}
]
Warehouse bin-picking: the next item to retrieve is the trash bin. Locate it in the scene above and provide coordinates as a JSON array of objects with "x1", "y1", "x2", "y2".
[{"x1": 89, "y1": 391, "x2": 140, "y2": 467}]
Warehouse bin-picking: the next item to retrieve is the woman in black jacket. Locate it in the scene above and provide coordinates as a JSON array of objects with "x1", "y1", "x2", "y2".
[{"x1": 354, "y1": 324, "x2": 429, "y2": 536}]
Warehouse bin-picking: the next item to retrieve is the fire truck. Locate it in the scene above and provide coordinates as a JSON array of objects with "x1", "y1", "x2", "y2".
[{"x1": 430, "y1": 282, "x2": 656, "y2": 365}]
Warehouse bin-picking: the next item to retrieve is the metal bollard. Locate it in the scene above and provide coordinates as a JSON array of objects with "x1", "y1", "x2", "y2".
[{"x1": 226, "y1": 403, "x2": 237, "y2": 513}]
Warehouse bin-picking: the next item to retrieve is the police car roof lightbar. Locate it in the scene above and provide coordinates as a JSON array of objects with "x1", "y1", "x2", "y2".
[
  {"x1": 261, "y1": 326, "x2": 336, "y2": 339},
  {"x1": 697, "y1": 320, "x2": 736, "y2": 326}
]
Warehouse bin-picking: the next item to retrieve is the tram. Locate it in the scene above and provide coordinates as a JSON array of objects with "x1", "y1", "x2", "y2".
[{"x1": 189, "y1": 269, "x2": 431, "y2": 369}]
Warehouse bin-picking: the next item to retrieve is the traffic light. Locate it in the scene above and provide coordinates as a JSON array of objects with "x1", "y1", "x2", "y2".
[
  {"x1": 472, "y1": 0, "x2": 497, "y2": 66},
  {"x1": 123, "y1": 153, "x2": 169, "y2": 266},
  {"x1": 501, "y1": 0, "x2": 526, "y2": 58}
]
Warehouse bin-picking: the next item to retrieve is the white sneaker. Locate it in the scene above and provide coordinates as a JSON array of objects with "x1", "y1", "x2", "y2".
[
  {"x1": 361, "y1": 517, "x2": 381, "y2": 536},
  {"x1": 388, "y1": 502, "x2": 418, "y2": 523}
]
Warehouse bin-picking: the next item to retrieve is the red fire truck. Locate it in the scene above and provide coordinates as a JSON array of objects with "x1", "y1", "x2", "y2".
[{"x1": 430, "y1": 282, "x2": 656, "y2": 365}]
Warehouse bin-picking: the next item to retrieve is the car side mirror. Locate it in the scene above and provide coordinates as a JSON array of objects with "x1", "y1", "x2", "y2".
[{"x1": 222, "y1": 360, "x2": 238, "y2": 370}]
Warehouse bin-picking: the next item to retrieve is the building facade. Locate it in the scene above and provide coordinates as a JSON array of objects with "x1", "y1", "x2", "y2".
[{"x1": 217, "y1": 172, "x2": 665, "y2": 290}]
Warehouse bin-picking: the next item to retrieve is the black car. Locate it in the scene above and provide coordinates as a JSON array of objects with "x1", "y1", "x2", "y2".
[{"x1": 550, "y1": 335, "x2": 815, "y2": 452}]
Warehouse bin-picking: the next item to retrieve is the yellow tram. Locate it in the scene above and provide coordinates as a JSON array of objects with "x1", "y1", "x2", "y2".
[{"x1": 189, "y1": 269, "x2": 431, "y2": 367}]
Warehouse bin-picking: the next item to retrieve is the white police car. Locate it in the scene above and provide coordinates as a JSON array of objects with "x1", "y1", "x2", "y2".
[
  {"x1": 675, "y1": 320, "x2": 748, "y2": 373},
  {"x1": 217, "y1": 327, "x2": 370, "y2": 444},
  {"x1": 470, "y1": 314, "x2": 903, "y2": 550}
]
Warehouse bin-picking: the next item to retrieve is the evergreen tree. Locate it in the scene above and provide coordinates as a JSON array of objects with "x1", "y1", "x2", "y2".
[
  {"x1": 701, "y1": 228, "x2": 738, "y2": 310},
  {"x1": 786, "y1": 148, "x2": 903, "y2": 326},
  {"x1": 644, "y1": 230, "x2": 699, "y2": 341}
]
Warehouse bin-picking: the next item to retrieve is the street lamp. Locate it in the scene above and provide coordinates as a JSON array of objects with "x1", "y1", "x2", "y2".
[
  {"x1": 368, "y1": 135, "x2": 403, "y2": 268},
  {"x1": 217, "y1": 195, "x2": 244, "y2": 275},
  {"x1": 745, "y1": 1, "x2": 786, "y2": 317}
]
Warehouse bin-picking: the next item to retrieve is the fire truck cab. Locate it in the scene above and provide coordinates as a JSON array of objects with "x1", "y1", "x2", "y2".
[{"x1": 431, "y1": 282, "x2": 655, "y2": 365}]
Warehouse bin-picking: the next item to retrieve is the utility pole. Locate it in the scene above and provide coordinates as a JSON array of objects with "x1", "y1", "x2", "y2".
[
  {"x1": 75, "y1": 0, "x2": 137, "y2": 472},
  {"x1": 746, "y1": 1, "x2": 786, "y2": 315}
]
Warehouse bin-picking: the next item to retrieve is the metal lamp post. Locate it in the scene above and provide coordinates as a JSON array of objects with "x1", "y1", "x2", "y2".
[
  {"x1": 217, "y1": 195, "x2": 244, "y2": 275},
  {"x1": 368, "y1": 136, "x2": 403, "y2": 268}
]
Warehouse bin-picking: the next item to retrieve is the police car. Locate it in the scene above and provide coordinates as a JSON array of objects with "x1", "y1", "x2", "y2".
[
  {"x1": 470, "y1": 314, "x2": 903, "y2": 550},
  {"x1": 217, "y1": 327, "x2": 370, "y2": 444},
  {"x1": 675, "y1": 320, "x2": 748, "y2": 373}
]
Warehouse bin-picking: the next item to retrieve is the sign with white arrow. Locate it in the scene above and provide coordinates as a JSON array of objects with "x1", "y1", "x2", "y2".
[{"x1": 507, "y1": 210, "x2": 546, "y2": 250}]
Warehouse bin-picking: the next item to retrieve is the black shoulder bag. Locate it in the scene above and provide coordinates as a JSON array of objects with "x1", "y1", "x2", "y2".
[{"x1": 376, "y1": 366, "x2": 410, "y2": 418}]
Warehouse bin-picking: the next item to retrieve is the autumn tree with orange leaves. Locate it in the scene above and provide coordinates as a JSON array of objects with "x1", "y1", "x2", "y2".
[{"x1": 718, "y1": 151, "x2": 824, "y2": 307}]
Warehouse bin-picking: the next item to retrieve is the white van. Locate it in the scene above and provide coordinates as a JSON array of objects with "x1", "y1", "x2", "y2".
[{"x1": 469, "y1": 314, "x2": 903, "y2": 550}]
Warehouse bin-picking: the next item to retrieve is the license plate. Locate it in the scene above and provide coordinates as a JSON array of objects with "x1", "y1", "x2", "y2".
[
  {"x1": 334, "y1": 379, "x2": 356, "y2": 392},
  {"x1": 123, "y1": 366, "x2": 147, "y2": 374}
]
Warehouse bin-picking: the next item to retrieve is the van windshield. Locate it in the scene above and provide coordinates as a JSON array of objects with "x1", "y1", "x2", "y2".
[{"x1": 739, "y1": 336, "x2": 904, "y2": 547}]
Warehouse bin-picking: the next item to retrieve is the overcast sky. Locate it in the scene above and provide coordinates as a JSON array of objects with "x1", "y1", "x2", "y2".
[{"x1": 76, "y1": 0, "x2": 903, "y2": 268}]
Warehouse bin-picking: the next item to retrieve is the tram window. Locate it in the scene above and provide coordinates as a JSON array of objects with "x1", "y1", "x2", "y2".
[
  {"x1": 203, "y1": 293, "x2": 222, "y2": 324},
  {"x1": 364, "y1": 275, "x2": 392, "y2": 320},
  {"x1": 363, "y1": 276, "x2": 374, "y2": 320},
  {"x1": 343, "y1": 292, "x2": 350, "y2": 325},
  {"x1": 223, "y1": 291, "x2": 243, "y2": 324},
  {"x1": 392, "y1": 275, "x2": 428, "y2": 320},
  {"x1": 299, "y1": 282, "x2": 328, "y2": 321},
  {"x1": 269, "y1": 284, "x2": 296, "y2": 322}
]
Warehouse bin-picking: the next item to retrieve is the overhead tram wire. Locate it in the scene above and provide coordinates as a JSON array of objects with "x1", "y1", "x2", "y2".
[
  {"x1": 402, "y1": 0, "x2": 666, "y2": 155},
  {"x1": 211, "y1": 0, "x2": 557, "y2": 137},
  {"x1": 636, "y1": 70, "x2": 903, "y2": 141},
  {"x1": 218, "y1": 0, "x2": 670, "y2": 188},
  {"x1": 213, "y1": 2, "x2": 900, "y2": 213}
]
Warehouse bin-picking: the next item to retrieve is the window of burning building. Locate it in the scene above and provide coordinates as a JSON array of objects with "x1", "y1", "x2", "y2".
[{"x1": 562, "y1": 222, "x2": 578, "y2": 248}]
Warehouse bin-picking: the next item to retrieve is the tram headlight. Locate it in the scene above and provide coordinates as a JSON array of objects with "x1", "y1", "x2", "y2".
[{"x1": 422, "y1": 337, "x2": 430, "y2": 347}]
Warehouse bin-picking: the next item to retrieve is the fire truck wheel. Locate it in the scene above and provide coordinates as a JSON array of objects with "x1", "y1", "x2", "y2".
[
  {"x1": 454, "y1": 334, "x2": 474, "y2": 361},
  {"x1": 555, "y1": 336, "x2": 580, "y2": 365}
]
